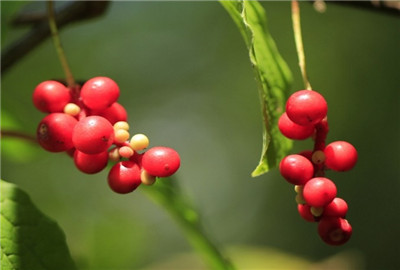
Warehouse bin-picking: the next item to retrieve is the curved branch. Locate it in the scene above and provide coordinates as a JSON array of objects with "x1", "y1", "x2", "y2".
[
  {"x1": 311, "y1": 0, "x2": 400, "y2": 17},
  {"x1": 1, "y1": 1, "x2": 110, "y2": 73},
  {"x1": 1, "y1": 130, "x2": 37, "y2": 144}
]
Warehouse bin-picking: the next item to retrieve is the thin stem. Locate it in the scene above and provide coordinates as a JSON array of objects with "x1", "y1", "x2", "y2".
[
  {"x1": 143, "y1": 180, "x2": 235, "y2": 270},
  {"x1": 291, "y1": 0, "x2": 312, "y2": 90},
  {"x1": 1, "y1": 130, "x2": 37, "y2": 143},
  {"x1": 47, "y1": 0, "x2": 75, "y2": 88}
]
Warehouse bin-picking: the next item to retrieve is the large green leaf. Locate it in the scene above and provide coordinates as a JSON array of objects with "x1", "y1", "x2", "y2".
[
  {"x1": 0, "y1": 180, "x2": 77, "y2": 270},
  {"x1": 221, "y1": 1, "x2": 293, "y2": 176}
]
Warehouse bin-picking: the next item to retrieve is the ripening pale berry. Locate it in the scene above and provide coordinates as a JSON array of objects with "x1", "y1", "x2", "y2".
[
  {"x1": 72, "y1": 116, "x2": 114, "y2": 154},
  {"x1": 297, "y1": 204, "x2": 315, "y2": 222},
  {"x1": 33, "y1": 80, "x2": 71, "y2": 113},
  {"x1": 74, "y1": 150, "x2": 108, "y2": 174},
  {"x1": 80, "y1": 77, "x2": 120, "y2": 111},
  {"x1": 108, "y1": 147, "x2": 120, "y2": 162},
  {"x1": 142, "y1": 146, "x2": 180, "y2": 177},
  {"x1": 130, "y1": 134, "x2": 149, "y2": 151},
  {"x1": 323, "y1": 197, "x2": 348, "y2": 218},
  {"x1": 286, "y1": 90, "x2": 328, "y2": 126},
  {"x1": 312, "y1": 150, "x2": 326, "y2": 165},
  {"x1": 278, "y1": 112, "x2": 315, "y2": 140},
  {"x1": 324, "y1": 141, "x2": 358, "y2": 171},
  {"x1": 279, "y1": 154, "x2": 314, "y2": 185},
  {"x1": 63, "y1": 103, "x2": 81, "y2": 116},
  {"x1": 97, "y1": 102, "x2": 127, "y2": 125},
  {"x1": 119, "y1": 146, "x2": 134, "y2": 158},
  {"x1": 141, "y1": 170, "x2": 156, "y2": 185},
  {"x1": 108, "y1": 161, "x2": 142, "y2": 194},
  {"x1": 37, "y1": 113, "x2": 77, "y2": 152},
  {"x1": 303, "y1": 177, "x2": 337, "y2": 207},
  {"x1": 318, "y1": 217, "x2": 352, "y2": 246}
]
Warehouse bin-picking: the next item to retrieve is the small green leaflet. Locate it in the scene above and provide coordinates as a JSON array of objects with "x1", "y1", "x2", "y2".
[
  {"x1": 0, "y1": 180, "x2": 77, "y2": 270},
  {"x1": 220, "y1": 0, "x2": 293, "y2": 176}
]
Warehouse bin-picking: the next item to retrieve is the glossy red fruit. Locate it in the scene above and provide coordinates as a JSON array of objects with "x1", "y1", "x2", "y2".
[
  {"x1": 324, "y1": 141, "x2": 358, "y2": 171},
  {"x1": 278, "y1": 112, "x2": 315, "y2": 140},
  {"x1": 279, "y1": 154, "x2": 314, "y2": 185},
  {"x1": 108, "y1": 161, "x2": 141, "y2": 194},
  {"x1": 96, "y1": 102, "x2": 127, "y2": 125},
  {"x1": 322, "y1": 197, "x2": 348, "y2": 218},
  {"x1": 37, "y1": 113, "x2": 77, "y2": 152},
  {"x1": 33, "y1": 80, "x2": 71, "y2": 113},
  {"x1": 142, "y1": 146, "x2": 180, "y2": 177},
  {"x1": 73, "y1": 150, "x2": 109, "y2": 174},
  {"x1": 80, "y1": 77, "x2": 120, "y2": 111},
  {"x1": 297, "y1": 204, "x2": 316, "y2": 222},
  {"x1": 303, "y1": 177, "x2": 337, "y2": 207},
  {"x1": 286, "y1": 90, "x2": 328, "y2": 126},
  {"x1": 72, "y1": 116, "x2": 114, "y2": 154},
  {"x1": 318, "y1": 217, "x2": 352, "y2": 246}
]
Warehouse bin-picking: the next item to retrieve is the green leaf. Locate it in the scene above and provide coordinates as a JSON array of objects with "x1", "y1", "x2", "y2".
[
  {"x1": 0, "y1": 180, "x2": 77, "y2": 270},
  {"x1": 220, "y1": 1, "x2": 293, "y2": 176}
]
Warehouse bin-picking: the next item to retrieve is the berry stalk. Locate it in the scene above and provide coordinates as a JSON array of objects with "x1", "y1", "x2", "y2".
[
  {"x1": 291, "y1": 0, "x2": 312, "y2": 90},
  {"x1": 47, "y1": 0, "x2": 76, "y2": 89}
]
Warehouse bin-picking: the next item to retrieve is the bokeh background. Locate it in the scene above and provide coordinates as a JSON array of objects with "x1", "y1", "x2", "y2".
[{"x1": 1, "y1": 1, "x2": 399, "y2": 269}]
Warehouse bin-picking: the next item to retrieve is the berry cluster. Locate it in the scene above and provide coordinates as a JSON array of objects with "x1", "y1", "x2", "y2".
[
  {"x1": 278, "y1": 90, "x2": 357, "y2": 245},
  {"x1": 33, "y1": 77, "x2": 180, "y2": 194}
]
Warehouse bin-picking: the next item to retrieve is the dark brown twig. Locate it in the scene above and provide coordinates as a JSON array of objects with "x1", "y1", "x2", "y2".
[
  {"x1": 311, "y1": 0, "x2": 400, "y2": 17},
  {"x1": 1, "y1": 1, "x2": 110, "y2": 73}
]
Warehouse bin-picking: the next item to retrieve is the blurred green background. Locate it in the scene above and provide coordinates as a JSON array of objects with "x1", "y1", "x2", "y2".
[{"x1": 1, "y1": 1, "x2": 399, "y2": 269}]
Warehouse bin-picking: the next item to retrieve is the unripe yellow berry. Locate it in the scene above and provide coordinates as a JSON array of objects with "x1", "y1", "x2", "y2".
[
  {"x1": 130, "y1": 134, "x2": 149, "y2": 151},
  {"x1": 114, "y1": 129, "x2": 130, "y2": 143},
  {"x1": 141, "y1": 170, "x2": 156, "y2": 185},
  {"x1": 294, "y1": 185, "x2": 304, "y2": 194},
  {"x1": 310, "y1": 206, "x2": 324, "y2": 217},
  {"x1": 114, "y1": 121, "x2": 129, "y2": 131},
  {"x1": 63, "y1": 103, "x2": 80, "y2": 116},
  {"x1": 295, "y1": 193, "x2": 306, "y2": 205}
]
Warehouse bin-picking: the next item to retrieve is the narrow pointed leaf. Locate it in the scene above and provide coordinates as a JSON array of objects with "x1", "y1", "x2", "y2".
[{"x1": 221, "y1": 0, "x2": 293, "y2": 176}]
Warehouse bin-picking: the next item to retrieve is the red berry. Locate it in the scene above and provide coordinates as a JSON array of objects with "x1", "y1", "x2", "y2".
[
  {"x1": 286, "y1": 90, "x2": 328, "y2": 126},
  {"x1": 37, "y1": 113, "x2": 77, "y2": 152},
  {"x1": 318, "y1": 217, "x2": 352, "y2": 246},
  {"x1": 303, "y1": 177, "x2": 337, "y2": 207},
  {"x1": 324, "y1": 141, "x2": 358, "y2": 171},
  {"x1": 73, "y1": 150, "x2": 109, "y2": 174},
  {"x1": 72, "y1": 116, "x2": 114, "y2": 154},
  {"x1": 108, "y1": 161, "x2": 141, "y2": 194},
  {"x1": 278, "y1": 112, "x2": 315, "y2": 140},
  {"x1": 96, "y1": 102, "x2": 127, "y2": 125},
  {"x1": 80, "y1": 77, "x2": 120, "y2": 111},
  {"x1": 33, "y1": 80, "x2": 71, "y2": 113},
  {"x1": 297, "y1": 204, "x2": 316, "y2": 222},
  {"x1": 142, "y1": 146, "x2": 180, "y2": 177},
  {"x1": 279, "y1": 154, "x2": 314, "y2": 185},
  {"x1": 323, "y1": 197, "x2": 348, "y2": 218}
]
